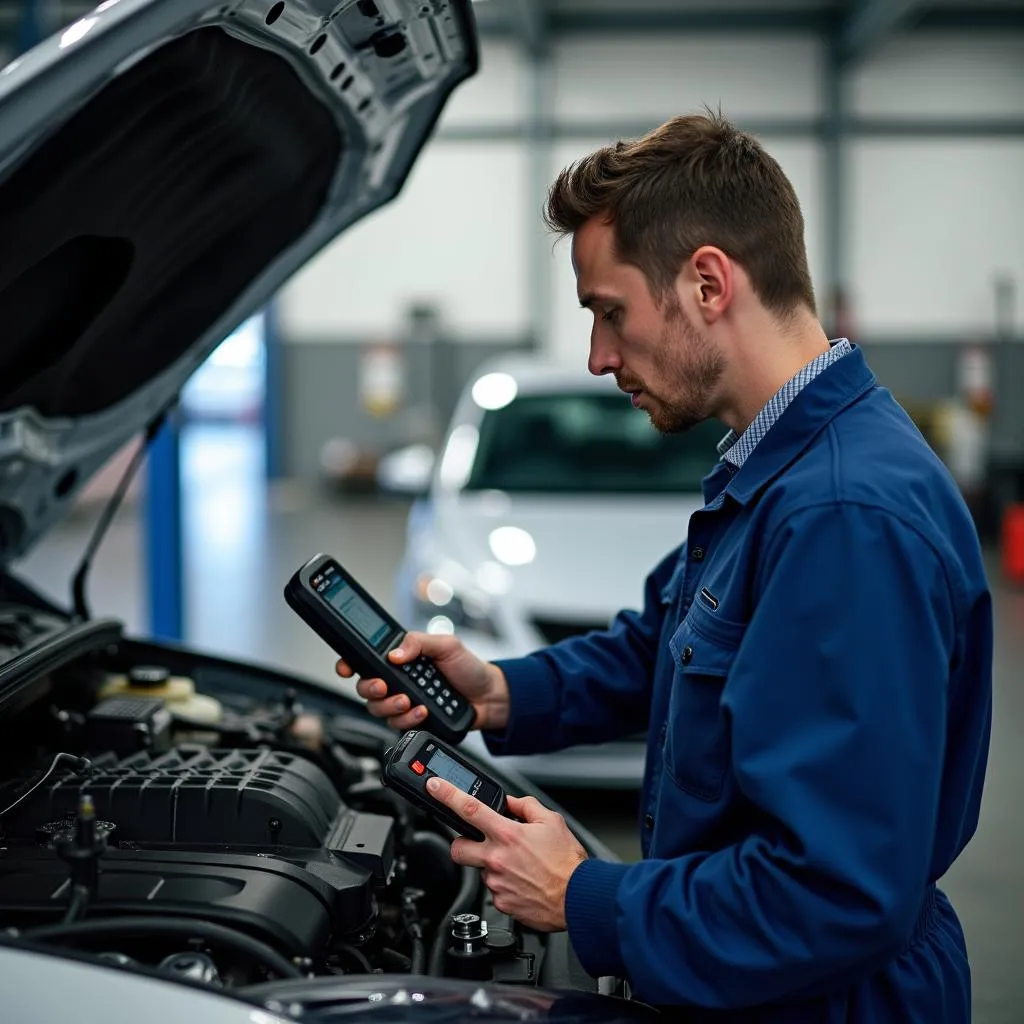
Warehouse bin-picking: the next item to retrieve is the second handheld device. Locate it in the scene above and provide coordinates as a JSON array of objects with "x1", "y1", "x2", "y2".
[{"x1": 382, "y1": 729, "x2": 516, "y2": 841}]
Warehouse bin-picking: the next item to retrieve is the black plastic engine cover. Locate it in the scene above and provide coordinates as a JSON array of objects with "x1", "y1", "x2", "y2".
[
  {"x1": 13, "y1": 745, "x2": 340, "y2": 847},
  {"x1": 0, "y1": 845, "x2": 374, "y2": 954},
  {"x1": 0, "y1": 744, "x2": 395, "y2": 956}
]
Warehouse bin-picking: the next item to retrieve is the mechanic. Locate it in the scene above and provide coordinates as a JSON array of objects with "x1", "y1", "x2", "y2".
[{"x1": 336, "y1": 110, "x2": 993, "y2": 1022}]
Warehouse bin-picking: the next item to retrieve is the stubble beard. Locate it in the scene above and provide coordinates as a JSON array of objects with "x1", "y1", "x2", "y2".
[{"x1": 645, "y1": 300, "x2": 725, "y2": 435}]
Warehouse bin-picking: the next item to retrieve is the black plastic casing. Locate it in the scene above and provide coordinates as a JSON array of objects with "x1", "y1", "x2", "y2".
[
  {"x1": 0, "y1": 845, "x2": 374, "y2": 954},
  {"x1": 85, "y1": 695, "x2": 173, "y2": 757},
  {"x1": 382, "y1": 730, "x2": 514, "y2": 842},
  {"x1": 0, "y1": 745, "x2": 395, "y2": 955},
  {"x1": 284, "y1": 553, "x2": 474, "y2": 745}
]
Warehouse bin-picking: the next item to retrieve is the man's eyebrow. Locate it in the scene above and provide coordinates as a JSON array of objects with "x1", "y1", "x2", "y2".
[{"x1": 578, "y1": 291, "x2": 618, "y2": 309}]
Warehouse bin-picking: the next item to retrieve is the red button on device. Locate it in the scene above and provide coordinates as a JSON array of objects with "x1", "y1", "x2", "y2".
[{"x1": 411, "y1": 760, "x2": 425, "y2": 775}]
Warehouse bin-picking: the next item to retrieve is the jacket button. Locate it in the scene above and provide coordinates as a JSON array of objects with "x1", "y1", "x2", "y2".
[
  {"x1": 691, "y1": 546, "x2": 705, "y2": 561},
  {"x1": 644, "y1": 814, "x2": 654, "y2": 830},
  {"x1": 681, "y1": 645, "x2": 693, "y2": 665}
]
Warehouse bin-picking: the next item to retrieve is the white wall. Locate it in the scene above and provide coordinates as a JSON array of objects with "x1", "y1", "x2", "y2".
[
  {"x1": 278, "y1": 40, "x2": 531, "y2": 343},
  {"x1": 551, "y1": 34, "x2": 824, "y2": 125},
  {"x1": 850, "y1": 33, "x2": 1024, "y2": 120},
  {"x1": 849, "y1": 141, "x2": 1024, "y2": 337},
  {"x1": 436, "y1": 37, "x2": 528, "y2": 129},
  {"x1": 847, "y1": 32, "x2": 1024, "y2": 337},
  {"x1": 278, "y1": 139, "x2": 530, "y2": 342},
  {"x1": 278, "y1": 30, "x2": 1024, "y2": 350}
]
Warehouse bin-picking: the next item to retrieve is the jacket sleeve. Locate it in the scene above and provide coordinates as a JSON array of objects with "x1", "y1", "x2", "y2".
[
  {"x1": 480, "y1": 543, "x2": 682, "y2": 757},
  {"x1": 564, "y1": 502, "x2": 963, "y2": 1008}
]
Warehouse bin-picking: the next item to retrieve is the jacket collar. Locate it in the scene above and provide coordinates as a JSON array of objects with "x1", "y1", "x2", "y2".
[{"x1": 721, "y1": 344, "x2": 877, "y2": 507}]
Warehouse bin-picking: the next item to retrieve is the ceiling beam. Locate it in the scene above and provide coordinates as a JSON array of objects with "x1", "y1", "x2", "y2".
[
  {"x1": 476, "y1": 3, "x2": 1024, "y2": 44},
  {"x1": 435, "y1": 116, "x2": 823, "y2": 144},
  {"x1": 477, "y1": 7, "x2": 836, "y2": 39},
  {"x1": 433, "y1": 115, "x2": 1024, "y2": 145},
  {"x1": 917, "y1": 6, "x2": 1024, "y2": 31},
  {"x1": 840, "y1": 0, "x2": 929, "y2": 65}
]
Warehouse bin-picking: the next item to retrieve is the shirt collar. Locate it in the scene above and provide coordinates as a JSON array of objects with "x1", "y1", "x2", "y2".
[
  {"x1": 716, "y1": 338, "x2": 853, "y2": 470},
  {"x1": 709, "y1": 342, "x2": 876, "y2": 508}
]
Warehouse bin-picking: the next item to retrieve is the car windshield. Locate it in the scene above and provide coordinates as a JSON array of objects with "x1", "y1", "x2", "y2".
[{"x1": 464, "y1": 392, "x2": 726, "y2": 494}]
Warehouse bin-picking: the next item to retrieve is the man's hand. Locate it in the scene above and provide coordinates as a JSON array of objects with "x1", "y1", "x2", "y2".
[
  {"x1": 336, "y1": 632, "x2": 510, "y2": 733},
  {"x1": 426, "y1": 776, "x2": 588, "y2": 933}
]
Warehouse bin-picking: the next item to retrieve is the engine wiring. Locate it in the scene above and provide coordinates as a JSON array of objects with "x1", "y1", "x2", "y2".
[{"x1": 0, "y1": 752, "x2": 93, "y2": 820}]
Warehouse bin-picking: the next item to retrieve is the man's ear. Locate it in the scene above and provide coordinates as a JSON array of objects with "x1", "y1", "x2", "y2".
[{"x1": 689, "y1": 246, "x2": 733, "y2": 324}]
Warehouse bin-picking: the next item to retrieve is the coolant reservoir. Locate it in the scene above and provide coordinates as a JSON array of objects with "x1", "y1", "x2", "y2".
[{"x1": 99, "y1": 665, "x2": 223, "y2": 724}]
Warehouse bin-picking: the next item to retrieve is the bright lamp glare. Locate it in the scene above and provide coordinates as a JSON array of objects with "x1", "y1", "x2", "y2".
[
  {"x1": 427, "y1": 616, "x2": 455, "y2": 635},
  {"x1": 471, "y1": 372, "x2": 517, "y2": 411},
  {"x1": 426, "y1": 578, "x2": 454, "y2": 606},
  {"x1": 488, "y1": 526, "x2": 536, "y2": 567},
  {"x1": 439, "y1": 425, "x2": 479, "y2": 490},
  {"x1": 61, "y1": 17, "x2": 98, "y2": 47},
  {"x1": 476, "y1": 561, "x2": 512, "y2": 595}
]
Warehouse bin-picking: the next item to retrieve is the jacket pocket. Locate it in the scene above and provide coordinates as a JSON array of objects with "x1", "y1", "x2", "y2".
[{"x1": 663, "y1": 613, "x2": 742, "y2": 801}]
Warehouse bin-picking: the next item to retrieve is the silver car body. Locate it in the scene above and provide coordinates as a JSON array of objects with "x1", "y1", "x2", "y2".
[
  {"x1": 0, "y1": 0, "x2": 478, "y2": 1018},
  {"x1": 386, "y1": 357, "x2": 721, "y2": 788}
]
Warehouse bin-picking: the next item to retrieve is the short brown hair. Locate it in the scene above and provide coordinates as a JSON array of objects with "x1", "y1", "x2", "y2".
[{"x1": 544, "y1": 109, "x2": 816, "y2": 317}]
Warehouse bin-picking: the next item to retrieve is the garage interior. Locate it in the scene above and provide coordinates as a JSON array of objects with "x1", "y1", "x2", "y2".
[{"x1": 1, "y1": 0, "x2": 1022, "y2": 1021}]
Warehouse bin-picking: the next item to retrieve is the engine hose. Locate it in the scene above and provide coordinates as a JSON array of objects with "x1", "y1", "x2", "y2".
[
  {"x1": 22, "y1": 916, "x2": 302, "y2": 980},
  {"x1": 377, "y1": 948, "x2": 412, "y2": 971},
  {"x1": 427, "y1": 865, "x2": 480, "y2": 977},
  {"x1": 409, "y1": 831, "x2": 457, "y2": 883},
  {"x1": 347, "y1": 783, "x2": 412, "y2": 835},
  {"x1": 410, "y1": 936, "x2": 426, "y2": 975},
  {"x1": 337, "y1": 944, "x2": 374, "y2": 974}
]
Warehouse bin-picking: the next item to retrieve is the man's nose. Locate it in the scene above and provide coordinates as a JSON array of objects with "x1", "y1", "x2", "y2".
[{"x1": 588, "y1": 327, "x2": 621, "y2": 377}]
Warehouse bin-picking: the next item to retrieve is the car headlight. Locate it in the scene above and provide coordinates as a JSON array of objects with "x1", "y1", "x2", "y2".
[{"x1": 413, "y1": 572, "x2": 501, "y2": 639}]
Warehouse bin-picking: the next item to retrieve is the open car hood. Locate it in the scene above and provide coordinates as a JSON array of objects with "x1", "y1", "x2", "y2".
[{"x1": 0, "y1": 0, "x2": 478, "y2": 563}]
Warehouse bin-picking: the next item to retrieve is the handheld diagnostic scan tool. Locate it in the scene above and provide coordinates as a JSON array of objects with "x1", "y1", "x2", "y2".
[{"x1": 285, "y1": 554, "x2": 475, "y2": 746}]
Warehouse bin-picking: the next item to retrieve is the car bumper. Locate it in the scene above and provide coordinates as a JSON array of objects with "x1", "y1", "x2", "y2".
[
  {"x1": 448, "y1": 630, "x2": 647, "y2": 790},
  {"x1": 460, "y1": 731, "x2": 647, "y2": 789}
]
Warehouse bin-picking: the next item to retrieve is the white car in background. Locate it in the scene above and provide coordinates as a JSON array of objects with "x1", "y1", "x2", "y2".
[{"x1": 379, "y1": 357, "x2": 725, "y2": 788}]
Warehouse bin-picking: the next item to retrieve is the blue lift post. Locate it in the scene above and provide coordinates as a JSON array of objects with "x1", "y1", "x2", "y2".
[
  {"x1": 15, "y1": 0, "x2": 45, "y2": 55},
  {"x1": 147, "y1": 303, "x2": 275, "y2": 641},
  {"x1": 145, "y1": 414, "x2": 184, "y2": 641}
]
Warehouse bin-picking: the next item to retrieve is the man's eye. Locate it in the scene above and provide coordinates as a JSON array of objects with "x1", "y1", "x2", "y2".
[{"x1": 602, "y1": 308, "x2": 621, "y2": 324}]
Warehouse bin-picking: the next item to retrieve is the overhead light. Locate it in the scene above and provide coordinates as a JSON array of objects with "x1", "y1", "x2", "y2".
[
  {"x1": 488, "y1": 526, "x2": 536, "y2": 567},
  {"x1": 471, "y1": 372, "x2": 517, "y2": 411}
]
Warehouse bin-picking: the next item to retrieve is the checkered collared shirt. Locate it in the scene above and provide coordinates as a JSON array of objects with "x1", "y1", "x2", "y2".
[{"x1": 716, "y1": 339, "x2": 853, "y2": 469}]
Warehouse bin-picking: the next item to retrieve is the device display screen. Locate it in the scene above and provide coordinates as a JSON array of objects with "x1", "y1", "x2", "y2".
[
  {"x1": 426, "y1": 747, "x2": 479, "y2": 795},
  {"x1": 314, "y1": 564, "x2": 392, "y2": 649}
]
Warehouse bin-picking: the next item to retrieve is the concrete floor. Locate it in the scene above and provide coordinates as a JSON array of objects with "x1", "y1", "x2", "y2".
[{"x1": 14, "y1": 423, "x2": 1024, "y2": 1023}]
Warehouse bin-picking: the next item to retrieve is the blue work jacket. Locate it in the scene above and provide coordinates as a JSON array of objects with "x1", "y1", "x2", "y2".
[{"x1": 484, "y1": 346, "x2": 993, "y2": 1022}]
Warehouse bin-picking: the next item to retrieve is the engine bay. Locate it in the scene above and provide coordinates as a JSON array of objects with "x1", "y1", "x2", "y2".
[{"x1": 0, "y1": 611, "x2": 609, "y2": 1004}]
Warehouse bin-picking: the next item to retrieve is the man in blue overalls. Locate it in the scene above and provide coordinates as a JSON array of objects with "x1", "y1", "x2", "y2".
[{"x1": 340, "y1": 111, "x2": 993, "y2": 1022}]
